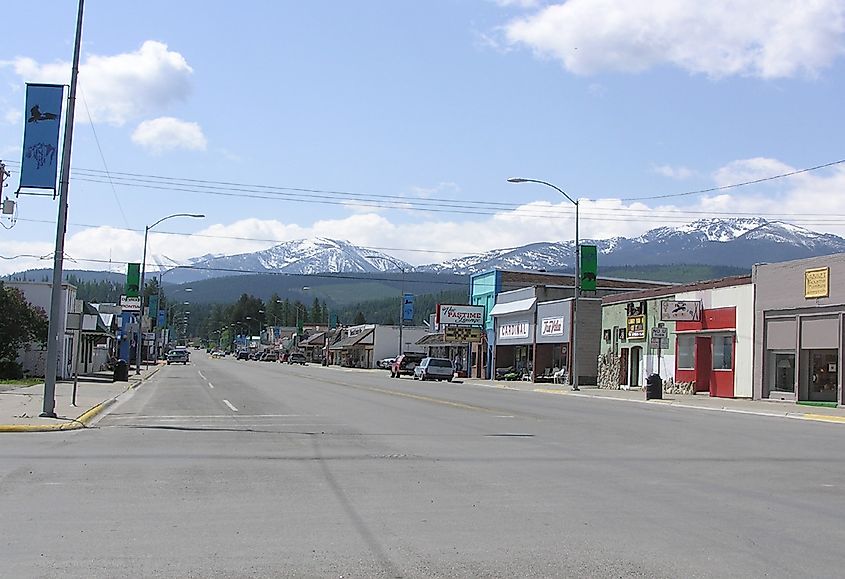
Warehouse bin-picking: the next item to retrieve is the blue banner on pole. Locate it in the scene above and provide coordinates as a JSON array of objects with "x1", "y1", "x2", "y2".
[
  {"x1": 402, "y1": 293, "x2": 415, "y2": 322},
  {"x1": 148, "y1": 295, "x2": 159, "y2": 319},
  {"x1": 19, "y1": 84, "x2": 64, "y2": 192},
  {"x1": 157, "y1": 310, "x2": 166, "y2": 327}
]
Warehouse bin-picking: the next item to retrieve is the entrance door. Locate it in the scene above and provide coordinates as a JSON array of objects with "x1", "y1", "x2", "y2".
[
  {"x1": 619, "y1": 348, "x2": 629, "y2": 386},
  {"x1": 695, "y1": 337, "x2": 712, "y2": 394},
  {"x1": 630, "y1": 346, "x2": 642, "y2": 387}
]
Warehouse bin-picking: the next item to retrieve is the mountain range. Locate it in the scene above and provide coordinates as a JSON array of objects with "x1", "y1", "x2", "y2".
[{"x1": 159, "y1": 218, "x2": 845, "y2": 283}]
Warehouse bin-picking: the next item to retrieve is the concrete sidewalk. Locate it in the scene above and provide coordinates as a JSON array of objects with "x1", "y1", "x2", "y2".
[
  {"x1": 462, "y1": 378, "x2": 845, "y2": 424},
  {"x1": 0, "y1": 365, "x2": 160, "y2": 432}
]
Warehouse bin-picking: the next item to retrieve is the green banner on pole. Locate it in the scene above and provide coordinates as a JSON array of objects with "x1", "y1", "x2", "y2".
[
  {"x1": 580, "y1": 245, "x2": 597, "y2": 291},
  {"x1": 125, "y1": 263, "x2": 140, "y2": 298}
]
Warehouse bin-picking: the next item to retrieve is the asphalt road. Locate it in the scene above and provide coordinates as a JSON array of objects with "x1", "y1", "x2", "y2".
[{"x1": 3, "y1": 352, "x2": 845, "y2": 578}]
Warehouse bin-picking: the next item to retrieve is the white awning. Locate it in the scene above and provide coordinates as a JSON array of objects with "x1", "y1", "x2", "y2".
[{"x1": 490, "y1": 297, "x2": 536, "y2": 317}]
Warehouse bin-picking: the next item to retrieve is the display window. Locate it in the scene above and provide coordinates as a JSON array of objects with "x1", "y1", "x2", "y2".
[
  {"x1": 767, "y1": 351, "x2": 795, "y2": 396},
  {"x1": 677, "y1": 335, "x2": 694, "y2": 370},
  {"x1": 712, "y1": 334, "x2": 733, "y2": 370},
  {"x1": 808, "y1": 349, "x2": 838, "y2": 402}
]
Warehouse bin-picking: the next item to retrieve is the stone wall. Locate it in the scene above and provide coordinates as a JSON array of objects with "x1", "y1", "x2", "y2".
[{"x1": 597, "y1": 353, "x2": 622, "y2": 389}]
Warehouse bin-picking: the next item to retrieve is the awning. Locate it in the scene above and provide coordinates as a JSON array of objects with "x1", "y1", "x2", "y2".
[
  {"x1": 416, "y1": 333, "x2": 447, "y2": 346},
  {"x1": 300, "y1": 331, "x2": 326, "y2": 346},
  {"x1": 329, "y1": 328, "x2": 374, "y2": 350},
  {"x1": 490, "y1": 297, "x2": 536, "y2": 317}
]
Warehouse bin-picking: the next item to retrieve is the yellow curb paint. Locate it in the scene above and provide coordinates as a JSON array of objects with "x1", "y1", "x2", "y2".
[
  {"x1": 533, "y1": 388, "x2": 569, "y2": 395},
  {"x1": 802, "y1": 414, "x2": 845, "y2": 424}
]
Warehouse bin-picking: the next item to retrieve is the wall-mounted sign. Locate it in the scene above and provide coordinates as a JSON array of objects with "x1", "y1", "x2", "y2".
[
  {"x1": 499, "y1": 321, "x2": 530, "y2": 339},
  {"x1": 660, "y1": 300, "x2": 701, "y2": 321},
  {"x1": 805, "y1": 267, "x2": 830, "y2": 299},
  {"x1": 437, "y1": 304, "x2": 484, "y2": 327},
  {"x1": 626, "y1": 315, "x2": 645, "y2": 340},
  {"x1": 541, "y1": 317, "x2": 565, "y2": 336}
]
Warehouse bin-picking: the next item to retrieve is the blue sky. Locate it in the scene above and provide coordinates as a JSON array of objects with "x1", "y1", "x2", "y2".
[{"x1": 1, "y1": 0, "x2": 845, "y2": 275}]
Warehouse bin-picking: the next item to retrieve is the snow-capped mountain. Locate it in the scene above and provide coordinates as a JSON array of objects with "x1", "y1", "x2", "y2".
[
  {"x1": 166, "y1": 238, "x2": 410, "y2": 283},
  {"x1": 416, "y1": 218, "x2": 845, "y2": 275},
  {"x1": 162, "y1": 219, "x2": 845, "y2": 283}
]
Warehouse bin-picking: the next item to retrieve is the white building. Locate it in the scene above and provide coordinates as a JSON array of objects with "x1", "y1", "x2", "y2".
[{"x1": 329, "y1": 324, "x2": 427, "y2": 368}]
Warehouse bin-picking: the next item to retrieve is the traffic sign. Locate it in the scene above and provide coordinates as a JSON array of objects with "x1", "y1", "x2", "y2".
[
  {"x1": 650, "y1": 337, "x2": 669, "y2": 349},
  {"x1": 651, "y1": 326, "x2": 668, "y2": 339}
]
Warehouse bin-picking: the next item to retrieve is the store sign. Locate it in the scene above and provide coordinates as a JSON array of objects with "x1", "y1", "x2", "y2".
[
  {"x1": 541, "y1": 317, "x2": 565, "y2": 336},
  {"x1": 660, "y1": 300, "x2": 700, "y2": 321},
  {"x1": 499, "y1": 321, "x2": 529, "y2": 339},
  {"x1": 437, "y1": 304, "x2": 484, "y2": 327},
  {"x1": 444, "y1": 326, "x2": 483, "y2": 342},
  {"x1": 120, "y1": 295, "x2": 141, "y2": 311},
  {"x1": 626, "y1": 315, "x2": 645, "y2": 340},
  {"x1": 805, "y1": 267, "x2": 830, "y2": 299}
]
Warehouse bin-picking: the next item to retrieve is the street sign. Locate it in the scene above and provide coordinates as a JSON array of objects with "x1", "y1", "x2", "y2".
[
  {"x1": 120, "y1": 295, "x2": 141, "y2": 311},
  {"x1": 650, "y1": 337, "x2": 669, "y2": 349},
  {"x1": 651, "y1": 326, "x2": 668, "y2": 339}
]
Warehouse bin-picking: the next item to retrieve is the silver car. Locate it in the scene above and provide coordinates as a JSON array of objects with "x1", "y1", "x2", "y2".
[{"x1": 413, "y1": 357, "x2": 454, "y2": 382}]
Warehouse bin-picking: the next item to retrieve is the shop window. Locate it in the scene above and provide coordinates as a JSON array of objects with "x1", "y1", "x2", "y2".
[
  {"x1": 713, "y1": 335, "x2": 733, "y2": 370},
  {"x1": 677, "y1": 335, "x2": 694, "y2": 370},
  {"x1": 808, "y1": 349, "x2": 838, "y2": 402},
  {"x1": 768, "y1": 351, "x2": 794, "y2": 394}
]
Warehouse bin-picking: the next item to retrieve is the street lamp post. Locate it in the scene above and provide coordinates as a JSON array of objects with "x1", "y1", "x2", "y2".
[
  {"x1": 136, "y1": 213, "x2": 204, "y2": 374},
  {"x1": 364, "y1": 254, "x2": 406, "y2": 357},
  {"x1": 507, "y1": 178, "x2": 580, "y2": 391}
]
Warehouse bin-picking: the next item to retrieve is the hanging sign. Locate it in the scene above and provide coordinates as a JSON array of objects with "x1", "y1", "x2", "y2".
[
  {"x1": 437, "y1": 304, "x2": 484, "y2": 327},
  {"x1": 18, "y1": 84, "x2": 64, "y2": 192}
]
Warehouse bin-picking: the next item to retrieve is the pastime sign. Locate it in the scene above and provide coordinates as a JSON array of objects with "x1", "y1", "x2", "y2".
[{"x1": 437, "y1": 304, "x2": 485, "y2": 327}]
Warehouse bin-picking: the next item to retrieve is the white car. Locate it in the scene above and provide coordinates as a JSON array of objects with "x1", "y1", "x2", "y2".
[
  {"x1": 413, "y1": 357, "x2": 454, "y2": 382},
  {"x1": 377, "y1": 357, "x2": 396, "y2": 370}
]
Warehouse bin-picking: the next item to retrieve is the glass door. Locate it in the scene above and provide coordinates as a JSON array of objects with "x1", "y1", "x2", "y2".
[
  {"x1": 767, "y1": 351, "x2": 795, "y2": 398},
  {"x1": 808, "y1": 349, "x2": 838, "y2": 402}
]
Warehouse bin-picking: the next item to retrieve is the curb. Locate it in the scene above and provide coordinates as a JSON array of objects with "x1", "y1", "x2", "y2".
[
  {"x1": 0, "y1": 365, "x2": 161, "y2": 433},
  {"x1": 531, "y1": 387, "x2": 845, "y2": 425}
]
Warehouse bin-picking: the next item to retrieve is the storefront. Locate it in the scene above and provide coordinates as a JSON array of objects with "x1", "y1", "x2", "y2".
[
  {"x1": 491, "y1": 296, "x2": 535, "y2": 380},
  {"x1": 329, "y1": 326, "x2": 374, "y2": 368},
  {"x1": 532, "y1": 299, "x2": 572, "y2": 382},
  {"x1": 754, "y1": 256, "x2": 845, "y2": 405}
]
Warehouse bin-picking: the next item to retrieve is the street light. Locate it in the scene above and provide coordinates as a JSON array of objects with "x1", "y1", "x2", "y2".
[
  {"x1": 364, "y1": 253, "x2": 406, "y2": 357},
  {"x1": 137, "y1": 213, "x2": 204, "y2": 374},
  {"x1": 507, "y1": 177, "x2": 580, "y2": 391}
]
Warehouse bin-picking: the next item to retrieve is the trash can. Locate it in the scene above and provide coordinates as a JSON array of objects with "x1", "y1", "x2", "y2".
[
  {"x1": 113, "y1": 360, "x2": 129, "y2": 382},
  {"x1": 645, "y1": 373, "x2": 662, "y2": 400}
]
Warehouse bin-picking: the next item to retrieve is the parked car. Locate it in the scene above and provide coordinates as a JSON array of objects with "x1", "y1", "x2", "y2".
[
  {"x1": 377, "y1": 357, "x2": 396, "y2": 370},
  {"x1": 260, "y1": 350, "x2": 279, "y2": 362},
  {"x1": 166, "y1": 348, "x2": 189, "y2": 365},
  {"x1": 390, "y1": 353, "x2": 425, "y2": 378},
  {"x1": 413, "y1": 357, "x2": 455, "y2": 381},
  {"x1": 236, "y1": 350, "x2": 250, "y2": 360},
  {"x1": 288, "y1": 352, "x2": 307, "y2": 365}
]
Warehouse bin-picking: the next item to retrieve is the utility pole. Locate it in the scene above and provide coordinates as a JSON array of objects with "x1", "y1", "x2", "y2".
[{"x1": 41, "y1": 0, "x2": 84, "y2": 417}]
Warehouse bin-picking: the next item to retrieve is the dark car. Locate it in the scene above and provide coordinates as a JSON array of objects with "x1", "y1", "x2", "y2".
[
  {"x1": 260, "y1": 350, "x2": 279, "y2": 362},
  {"x1": 288, "y1": 352, "x2": 307, "y2": 365},
  {"x1": 236, "y1": 350, "x2": 250, "y2": 360},
  {"x1": 390, "y1": 353, "x2": 425, "y2": 378},
  {"x1": 166, "y1": 348, "x2": 189, "y2": 365}
]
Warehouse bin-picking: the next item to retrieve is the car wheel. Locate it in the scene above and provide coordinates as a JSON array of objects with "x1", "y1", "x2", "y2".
[{"x1": 447, "y1": 378, "x2": 452, "y2": 382}]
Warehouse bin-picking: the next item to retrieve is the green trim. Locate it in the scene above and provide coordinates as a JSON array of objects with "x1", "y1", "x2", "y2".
[{"x1": 797, "y1": 401, "x2": 838, "y2": 408}]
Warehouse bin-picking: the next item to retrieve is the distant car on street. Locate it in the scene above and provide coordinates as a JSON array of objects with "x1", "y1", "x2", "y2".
[
  {"x1": 413, "y1": 357, "x2": 454, "y2": 381},
  {"x1": 260, "y1": 350, "x2": 279, "y2": 362},
  {"x1": 288, "y1": 352, "x2": 307, "y2": 365},
  {"x1": 390, "y1": 353, "x2": 425, "y2": 378},
  {"x1": 166, "y1": 348, "x2": 189, "y2": 365},
  {"x1": 236, "y1": 350, "x2": 250, "y2": 360},
  {"x1": 377, "y1": 357, "x2": 396, "y2": 370}
]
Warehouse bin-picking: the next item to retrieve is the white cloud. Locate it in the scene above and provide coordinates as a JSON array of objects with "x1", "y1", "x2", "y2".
[
  {"x1": 3, "y1": 157, "x2": 845, "y2": 276},
  {"x1": 492, "y1": 0, "x2": 541, "y2": 7},
  {"x1": 131, "y1": 117, "x2": 207, "y2": 154},
  {"x1": 2, "y1": 108, "x2": 20, "y2": 125},
  {"x1": 653, "y1": 164, "x2": 694, "y2": 180},
  {"x1": 3, "y1": 40, "x2": 193, "y2": 125},
  {"x1": 503, "y1": 0, "x2": 845, "y2": 78}
]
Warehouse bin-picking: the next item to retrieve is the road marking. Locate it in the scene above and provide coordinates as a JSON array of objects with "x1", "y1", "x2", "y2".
[
  {"x1": 802, "y1": 413, "x2": 845, "y2": 424},
  {"x1": 222, "y1": 399, "x2": 238, "y2": 412},
  {"x1": 208, "y1": 382, "x2": 214, "y2": 389},
  {"x1": 107, "y1": 414, "x2": 315, "y2": 420},
  {"x1": 198, "y1": 371, "x2": 206, "y2": 380}
]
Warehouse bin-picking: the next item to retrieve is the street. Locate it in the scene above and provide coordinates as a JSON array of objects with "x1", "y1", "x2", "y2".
[{"x1": 2, "y1": 352, "x2": 845, "y2": 578}]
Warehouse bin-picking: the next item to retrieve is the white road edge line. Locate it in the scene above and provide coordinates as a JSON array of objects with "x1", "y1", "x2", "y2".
[
  {"x1": 208, "y1": 382, "x2": 214, "y2": 389},
  {"x1": 198, "y1": 371, "x2": 206, "y2": 380},
  {"x1": 222, "y1": 399, "x2": 238, "y2": 412}
]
